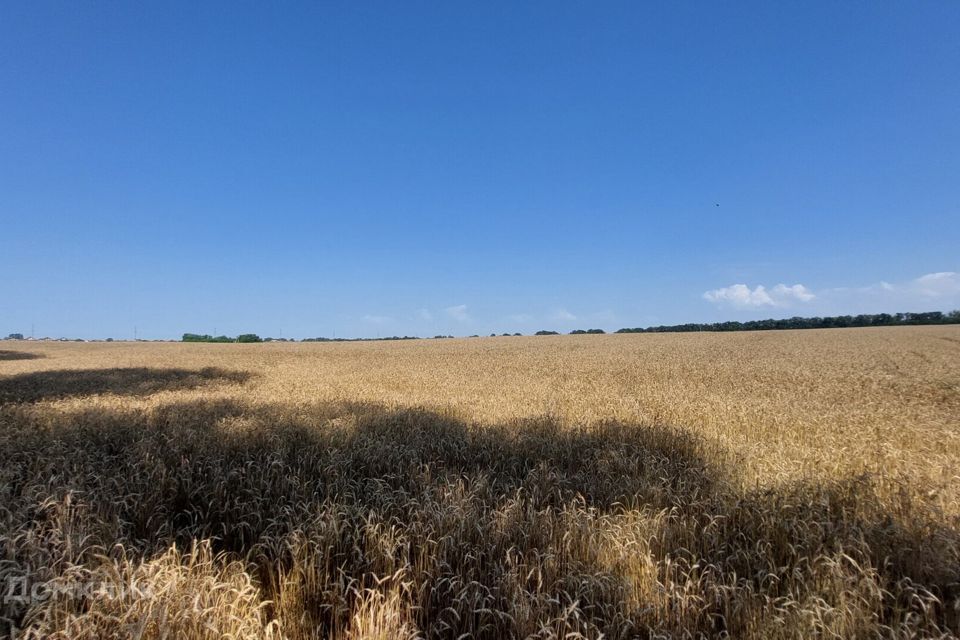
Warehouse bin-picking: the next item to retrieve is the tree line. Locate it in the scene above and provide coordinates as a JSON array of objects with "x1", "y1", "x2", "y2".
[
  {"x1": 177, "y1": 311, "x2": 959, "y2": 343},
  {"x1": 615, "y1": 311, "x2": 960, "y2": 334}
]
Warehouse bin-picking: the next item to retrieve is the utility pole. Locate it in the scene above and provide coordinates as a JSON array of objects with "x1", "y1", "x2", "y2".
[{"x1": 134, "y1": 325, "x2": 138, "y2": 341}]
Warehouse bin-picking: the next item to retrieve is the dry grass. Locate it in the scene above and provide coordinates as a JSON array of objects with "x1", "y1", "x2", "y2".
[{"x1": 1, "y1": 327, "x2": 958, "y2": 638}]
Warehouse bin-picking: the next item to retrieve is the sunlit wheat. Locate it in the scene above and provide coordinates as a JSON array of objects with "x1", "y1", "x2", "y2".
[{"x1": 1, "y1": 327, "x2": 958, "y2": 638}]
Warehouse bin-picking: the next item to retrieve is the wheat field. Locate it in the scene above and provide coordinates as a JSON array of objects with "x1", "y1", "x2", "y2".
[{"x1": 1, "y1": 327, "x2": 958, "y2": 638}]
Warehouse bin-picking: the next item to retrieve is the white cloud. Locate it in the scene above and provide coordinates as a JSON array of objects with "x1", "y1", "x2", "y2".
[
  {"x1": 417, "y1": 308, "x2": 433, "y2": 321},
  {"x1": 706, "y1": 271, "x2": 959, "y2": 314},
  {"x1": 828, "y1": 272, "x2": 960, "y2": 310},
  {"x1": 362, "y1": 314, "x2": 392, "y2": 324},
  {"x1": 507, "y1": 313, "x2": 534, "y2": 323},
  {"x1": 704, "y1": 284, "x2": 774, "y2": 308},
  {"x1": 771, "y1": 283, "x2": 816, "y2": 302},
  {"x1": 912, "y1": 272, "x2": 960, "y2": 297},
  {"x1": 445, "y1": 304, "x2": 470, "y2": 322},
  {"x1": 833, "y1": 271, "x2": 960, "y2": 299},
  {"x1": 704, "y1": 283, "x2": 814, "y2": 309},
  {"x1": 551, "y1": 308, "x2": 577, "y2": 322}
]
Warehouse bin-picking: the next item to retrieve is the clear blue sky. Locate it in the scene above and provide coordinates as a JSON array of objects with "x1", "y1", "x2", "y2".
[{"x1": 2, "y1": 1, "x2": 958, "y2": 339}]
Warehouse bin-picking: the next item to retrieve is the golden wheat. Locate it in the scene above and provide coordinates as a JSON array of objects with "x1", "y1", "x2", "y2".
[{"x1": 1, "y1": 327, "x2": 958, "y2": 638}]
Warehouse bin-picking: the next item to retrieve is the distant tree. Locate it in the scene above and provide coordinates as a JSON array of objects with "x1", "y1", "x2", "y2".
[
  {"x1": 489, "y1": 333, "x2": 497, "y2": 337},
  {"x1": 6, "y1": 333, "x2": 24, "y2": 340},
  {"x1": 535, "y1": 330, "x2": 559, "y2": 336},
  {"x1": 236, "y1": 334, "x2": 262, "y2": 343}
]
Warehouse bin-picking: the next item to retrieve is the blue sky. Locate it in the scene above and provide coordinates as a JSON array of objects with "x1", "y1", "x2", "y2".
[{"x1": 2, "y1": 1, "x2": 958, "y2": 339}]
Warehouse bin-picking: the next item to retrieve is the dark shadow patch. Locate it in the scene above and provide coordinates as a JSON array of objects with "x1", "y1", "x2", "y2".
[
  {"x1": 0, "y1": 350, "x2": 44, "y2": 361},
  {"x1": 0, "y1": 367, "x2": 251, "y2": 404},
  {"x1": 1, "y1": 399, "x2": 957, "y2": 638}
]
